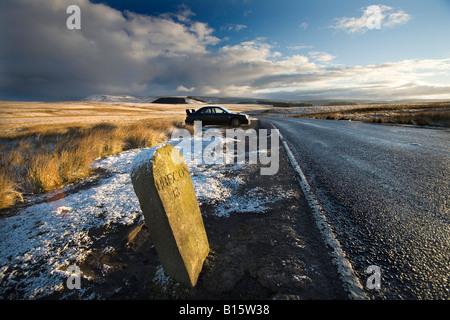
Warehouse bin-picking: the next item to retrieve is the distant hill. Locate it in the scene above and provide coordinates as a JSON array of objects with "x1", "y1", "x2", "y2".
[
  {"x1": 82, "y1": 94, "x2": 365, "y2": 106},
  {"x1": 83, "y1": 95, "x2": 157, "y2": 103},
  {"x1": 152, "y1": 97, "x2": 188, "y2": 104},
  {"x1": 83, "y1": 95, "x2": 199, "y2": 104},
  {"x1": 82, "y1": 94, "x2": 448, "y2": 106}
]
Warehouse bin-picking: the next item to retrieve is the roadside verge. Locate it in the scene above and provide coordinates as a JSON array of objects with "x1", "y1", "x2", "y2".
[{"x1": 263, "y1": 118, "x2": 368, "y2": 300}]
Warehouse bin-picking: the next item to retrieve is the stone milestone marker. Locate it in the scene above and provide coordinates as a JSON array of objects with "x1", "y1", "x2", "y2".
[{"x1": 130, "y1": 144, "x2": 210, "y2": 287}]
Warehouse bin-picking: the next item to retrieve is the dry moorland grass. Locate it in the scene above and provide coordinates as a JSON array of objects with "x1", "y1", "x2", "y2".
[
  {"x1": 0, "y1": 100, "x2": 264, "y2": 136},
  {"x1": 290, "y1": 102, "x2": 450, "y2": 127},
  {"x1": 0, "y1": 100, "x2": 263, "y2": 211},
  {"x1": 0, "y1": 119, "x2": 179, "y2": 211}
]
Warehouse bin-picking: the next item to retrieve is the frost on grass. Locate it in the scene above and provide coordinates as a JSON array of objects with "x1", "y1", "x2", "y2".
[
  {"x1": 0, "y1": 149, "x2": 142, "y2": 299},
  {"x1": 0, "y1": 130, "x2": 293, "y2": 299},
  {"x1": 170, "y1": 130, "x2": 296, "y2": 217}
]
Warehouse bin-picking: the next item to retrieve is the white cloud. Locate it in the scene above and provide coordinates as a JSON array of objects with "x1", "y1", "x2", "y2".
[
  {"x1": 171, "y1": 4, "x2": 196, "y2": 23},
  {"x1": 309, "y1": 51, "x2": 336, "y2": 63},
  {"x1": 234, "y1": 24, "x2": 247, "y2": 31},
  {"x1": 177, "y1": 85, "x2": 196, "y2": 92},
  {"x1": 222, "y1": 24, "x2": 248, "y2": 32},
  {"x1": 260, "y1": 58, "x2": 450, "y2": 100},
  {"x1": 1, "y1": 0, "x2": 448, "y2": 102},
  {"x1": 287, "y1": 45, "x2": 314, "y2": 50},
  {"x1": 201, "y1": 86, "x2": 221, "y2": 95},
  {"x1": 383, "y1": 10, "x2": 412, "y2": 28},
  {"x1": 299, "y1": 22, "x2": 309, "y2": 29},
  {"x1": 0, "y1": 0, "x2": 220, "y2": 99},
  {"x1": 331, "y1": 5, "x2": 411, "y2": 34},
  {"x1": 189, "y1": 22, "x2": 219, "y2": 44},
  {"x1": 220, "y1": 40, "x2": 277, "y2": 63}
]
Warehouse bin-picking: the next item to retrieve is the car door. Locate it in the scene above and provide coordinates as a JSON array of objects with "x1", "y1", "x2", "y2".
[
  {"x1": 198, "y1": 107, "x2": 214, "y2": 125},
  {"x1": 212, "y1": 107, "x2": 229, "y2": 125}
]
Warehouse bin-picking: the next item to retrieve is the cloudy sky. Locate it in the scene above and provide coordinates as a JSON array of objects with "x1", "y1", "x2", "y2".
[{"x1": 1, "y1": 0, "x2": 450, "y2": 101}]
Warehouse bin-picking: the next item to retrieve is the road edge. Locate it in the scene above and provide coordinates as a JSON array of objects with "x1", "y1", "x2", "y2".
[{"x1": 262, "y1": 119, "x2": 368, "y2": 300}]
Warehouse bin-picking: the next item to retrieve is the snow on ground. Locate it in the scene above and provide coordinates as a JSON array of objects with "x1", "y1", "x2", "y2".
[
  {"x1": 0, "y1": 150, "x2": 142, "y2": 299},
  {"x1": 0, "y1": 129, "x2": 290, "y2": 299}
]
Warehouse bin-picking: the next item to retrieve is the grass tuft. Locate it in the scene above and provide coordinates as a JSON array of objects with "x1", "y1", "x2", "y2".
[
  {"x1": 292, "y1": 103, "x2": 450, "y2": 127},
  {"x1": 0, "y1": 170, "x2": 23, "y2": 210},
  {"x1": 0, "y1": 119, "x2": 179, "y2": 211}
]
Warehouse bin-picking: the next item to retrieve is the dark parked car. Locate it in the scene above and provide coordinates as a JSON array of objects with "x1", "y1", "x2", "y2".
[{"x1": 185, "y1": 106, "x2": 250, "y2": 127}]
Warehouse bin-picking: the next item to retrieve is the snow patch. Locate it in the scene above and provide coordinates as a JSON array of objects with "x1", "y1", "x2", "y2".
[
  {"x1": 0, "y1": 149, "x2": 142, "y2": 299},
  {"x1": 0, "y1": 130, "x2": 288, "y2": 299},
  {"x1": 130, "y1": 144, "x2": 162, "y2": 177}
]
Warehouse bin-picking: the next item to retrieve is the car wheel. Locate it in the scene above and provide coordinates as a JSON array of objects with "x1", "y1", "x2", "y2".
[{"x1": 231, "y1": 118, "x2": 241, "y2": 127}]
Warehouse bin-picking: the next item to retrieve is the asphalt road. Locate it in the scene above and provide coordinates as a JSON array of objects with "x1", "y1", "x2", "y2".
[{"x1": 266, "y1": 117, "x2": 449, "y2": 299}]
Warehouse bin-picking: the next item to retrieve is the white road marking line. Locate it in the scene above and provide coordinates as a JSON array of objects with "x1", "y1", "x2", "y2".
[{"x1": 270, "y1": 121, "x2": 368, "y2": 300}]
